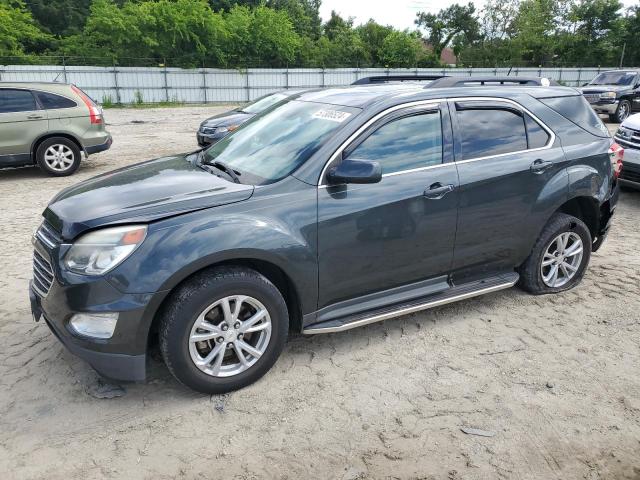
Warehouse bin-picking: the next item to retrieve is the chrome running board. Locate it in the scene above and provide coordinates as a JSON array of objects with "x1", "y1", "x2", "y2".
[{"x1": 303, "y1": 273, "x2": 518, "y2": 335}]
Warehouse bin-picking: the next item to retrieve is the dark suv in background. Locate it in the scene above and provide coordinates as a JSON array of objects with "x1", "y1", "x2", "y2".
[
  {"x1": 579, "y1": 70, "x2": 640, "y2": 123},
  {"x1": 30, "y1": 80, "x2": 620, "y2": 394}
]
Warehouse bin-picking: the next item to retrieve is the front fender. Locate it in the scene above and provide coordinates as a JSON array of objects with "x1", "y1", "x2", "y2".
[{"x1": 106, "y1": 183, "x2": 319, "y2": 316}]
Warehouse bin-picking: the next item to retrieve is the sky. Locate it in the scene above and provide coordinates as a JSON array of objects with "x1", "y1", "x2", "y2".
[{"x1": 319, "y1": 0, "x2": 639, "y2": 31}]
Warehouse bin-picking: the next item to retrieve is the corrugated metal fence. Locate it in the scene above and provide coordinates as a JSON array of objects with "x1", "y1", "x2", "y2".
[{"x1": 0, "y1": 65, "x2": 619, "y2": 104}]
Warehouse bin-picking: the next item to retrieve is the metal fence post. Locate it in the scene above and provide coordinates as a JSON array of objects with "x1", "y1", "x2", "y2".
[
  {"x1": 62, "y1": 56, "x2": 68, "y2": 83},
  {"x1": 285, "y1": 67, "x2": 289, "y2": 90},
  {"x1": 163, "y1": 62, "x2": 169, "y2": 102},
  {"x1": 321, "y1": 67, "x2": 325, "y2": 88},
  {"x1": 245, "y1": 68, "x2": 250, "y2": 101},
  {"x1": 202, "y1": 64, "x2": 207, "y2": 104},
  {"x1": 577, "y1": 68, "x2": 582, "y2": 87},
  {"x1": 112, "y1": 63, "x2": 121, "y2": 104}
]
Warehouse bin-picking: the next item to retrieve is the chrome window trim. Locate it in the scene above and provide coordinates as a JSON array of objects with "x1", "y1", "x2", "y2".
[{"x1": 317, "y1": 96, "x2": 556, "y2": 187}]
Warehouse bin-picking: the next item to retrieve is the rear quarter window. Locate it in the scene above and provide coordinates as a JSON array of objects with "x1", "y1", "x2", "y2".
[
  {"x1": 36, "y1": 91, "x2": 77, "y2": 109},
  {"x1": 539, "y1": 95, "x2": 609, "y2": 138}
]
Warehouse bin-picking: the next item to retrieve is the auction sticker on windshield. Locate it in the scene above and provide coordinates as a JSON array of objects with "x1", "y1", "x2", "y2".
[{"x1": 312, "y1": 109, "x2": 352, "y2": 122}]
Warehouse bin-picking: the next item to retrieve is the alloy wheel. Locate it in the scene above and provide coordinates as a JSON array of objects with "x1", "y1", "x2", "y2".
[
  {"x1": 188, "y1": 295, "x2": 272, "y2": 377},
  {"x1": 540, "y1": 232, "x2": 584, "y2": 288},
  {"x1": 44, "y1": 144, "x2": 75, "y2": 172}
]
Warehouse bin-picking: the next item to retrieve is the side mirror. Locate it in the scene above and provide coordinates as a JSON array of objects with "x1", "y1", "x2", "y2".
[{"x1": 327, "y1": 159, "x2": 382, "y2": 185}]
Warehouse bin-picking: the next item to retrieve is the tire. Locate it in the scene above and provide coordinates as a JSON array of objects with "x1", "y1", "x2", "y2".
[
  {"x1": 36, "y1": 137, "x2": 82, "y2": 176},
  {"x1": 609, "y1": 99, "x2": 631, "y2": 123},
  {"x1": 518, "y1": 213, "x2": 592, "y2": 295},
  {"x1": 159, "y1": 266, "x2": 289, "y2": 394}
]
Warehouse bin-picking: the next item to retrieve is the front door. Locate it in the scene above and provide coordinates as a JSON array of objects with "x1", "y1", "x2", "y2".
[
  {"x1": 317, "y1": 102, "x2": 459, "y2": 310},
  {"x1": 0, "y1": 88, "x2": 48, "y2": 166}
]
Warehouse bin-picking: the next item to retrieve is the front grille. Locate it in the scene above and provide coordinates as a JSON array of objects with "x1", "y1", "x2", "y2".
[
  {"x1": 36, "y1": 221, "x2": 61, "y2": 248},
  {"x1": 615, "y1": 126, "x2": 640, "y2": 151},
  {"x1": 33, "y1": 250, "x2": 54, "y2": 297},
  {"x1": 620, "y1": 161, "x2": 640, "y2": 183},
  {"x1": 200, "y1": 126, "x2": 217, "y2": 135},
  {"x1": 583, "y1": 94, "x2": 599, "y2": 103}
]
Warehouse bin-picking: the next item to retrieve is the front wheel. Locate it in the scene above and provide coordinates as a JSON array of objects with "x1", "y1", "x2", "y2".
[
  {"x1": 609, "y1": 99, "x2": 631, "y2": 123},
  {"x1": 159, "y1": 267, "x2": 288, "y2": 394},
  {"x1": 518, "y1": 213, "x2": 592, "y2": 294}
]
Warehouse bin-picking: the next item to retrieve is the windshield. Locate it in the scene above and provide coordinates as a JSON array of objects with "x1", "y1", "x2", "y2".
[
  {"x1": 589, "y1": 72, "x2": 638, "y2": 86},
  {"x1": 203, "y1": 100, "x2": 360, "y2": 184},
  {"x1": 241, "y1": 92, "x2": 290, "y2": 114}
]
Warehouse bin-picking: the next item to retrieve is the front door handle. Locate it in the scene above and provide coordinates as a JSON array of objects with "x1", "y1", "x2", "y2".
[
  {"x1": 530, "y1": 159, "x2": 553, "y2": 173},
  {"x1": 27, "y1": 114, "x2": 44, "y2": 119},
  {"x1": 423, "y1": 183, "x2": 455, "y2": 200}
]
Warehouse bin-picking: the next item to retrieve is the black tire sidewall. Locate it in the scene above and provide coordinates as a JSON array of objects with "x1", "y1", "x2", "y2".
[
  {"x1": 160, "y1": 269, "x2": 288, "y2": 394},
  {"x1": 36, "y1": 137, "x2": 82, "y2": 176},
  {"x1": 519, "y1": 214, "x2": 592, "y2": 294}
]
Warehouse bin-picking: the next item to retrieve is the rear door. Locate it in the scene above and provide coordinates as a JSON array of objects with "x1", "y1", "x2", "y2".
[
  {"x1": 317, "y1": 102, "x2": 459, "y2": 310},
  {"x1": 450, "y1": 99, "x2": 567, "y2": 278},
  {"x1": 0, "y1": 88, "x2": 48, "y2": 166}
]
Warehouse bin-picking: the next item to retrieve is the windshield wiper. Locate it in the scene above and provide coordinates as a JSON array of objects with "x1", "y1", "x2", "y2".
[{"x1": 206, "y1": 160, "x2": 242, "y2": 184}]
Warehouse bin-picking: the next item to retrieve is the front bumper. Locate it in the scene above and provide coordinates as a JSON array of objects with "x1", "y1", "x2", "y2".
[
  {"x1": 589, "y1": 100, "x2": 619, "y2": 115},
  {"x1": 619, "y1": 148, "x2": 640, "y2": 188},
  {"x1": 29, "y1": 236, "x2": 165, "y2": 382},
  {"x1": 196, "y1": 131, "x2": 228, "y2": 147}
]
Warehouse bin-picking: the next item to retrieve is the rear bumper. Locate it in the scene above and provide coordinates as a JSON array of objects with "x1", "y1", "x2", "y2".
[
  {"x1": 85, "y1": 136, "x2": 113, "y2": 155},
  {"x1": 593, "y1": 181, "x2": 619, "y2": 252}
]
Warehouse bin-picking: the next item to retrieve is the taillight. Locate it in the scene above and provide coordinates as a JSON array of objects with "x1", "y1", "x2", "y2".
[
  {"x1": 608, "y1": 142, "x2": 623, "y2": 178},
  {"x1": 71, "y1": 85, "x2": 102, "y2": 124}
]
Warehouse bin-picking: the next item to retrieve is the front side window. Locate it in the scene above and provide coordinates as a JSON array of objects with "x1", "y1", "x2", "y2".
[
  {"x1": 203, "y1": 100, "x2": 359, "y2": 184},
  {"x1": 456, "y1": 103, "x2": 527, "y2": 159},
  {"x1": 346, "y1": 111, "x2": 443, "y2": 174},
  {"x1": 0, "y1": 89, "x2": 37, "y2": 113},
  {"x1": 36, "y1": 91, "x2": 77, "y2": 110}
]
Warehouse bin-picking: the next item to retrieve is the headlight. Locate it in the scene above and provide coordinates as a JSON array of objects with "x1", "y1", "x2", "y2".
[
  {"x1": 217, "y1": 125, "x2": 239, "y2": 133},
  {"x1": 600, "y1": 91, "x2": 617, "y2": 99},
  {"x1": 64, "y1": 225, "x2": 147, "y2": 275}
]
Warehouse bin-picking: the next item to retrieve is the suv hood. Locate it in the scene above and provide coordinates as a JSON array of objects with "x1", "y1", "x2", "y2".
[
  {"x1": 201, "y1": 111, "x2": 254, "y2": 128},
  {"x1": 580, "y1": 84, "x2": 631, "y2": 93},
  {"x1": 45, "y1": 155, "x2": 254, "y2": 240},
  {"x1": 621, "y1": 112, "x2": 640, "y2": 130}
]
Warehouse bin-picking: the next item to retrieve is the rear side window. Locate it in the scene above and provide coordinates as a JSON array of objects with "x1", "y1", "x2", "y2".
[
  {"x1": 525, "y1": 114, "x2": 551, "y2": 148},
  {"x1": 0, "y1": 89, "x2": 37, "y2": 113},
  {"x1": 346, "y1": 111, "x2": 443, "y2": 174},
  {"x1": 539, "y1": 95, "x2": 609, "y2": 137},
  {"x1": 456, "y1": 103, "x2": 527, "y2": 159},
  {"x1": 36, "y1": 91, "x2": 77, "y2": 109}
]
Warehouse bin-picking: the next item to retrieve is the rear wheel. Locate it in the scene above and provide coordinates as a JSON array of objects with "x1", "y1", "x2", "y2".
[
  {"x1": 518, "y1": 213, "x2": 592, "y2": 294},
  {"x1": 36, "y1": 137, "x2": 81, "y2": 176},
  {"x1": 159, "y1": 267, "x2": 288, "y2": 394},
  {"x1": 609, "y1": 99, "x2": 631, "y2": 123}
]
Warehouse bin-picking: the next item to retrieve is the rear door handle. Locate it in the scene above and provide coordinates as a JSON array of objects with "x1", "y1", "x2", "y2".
[
  {"x1": 423, "y1": 183, "x2": 455, "y2": 199},
  {"x1": 27, "y1": 114, "x2": 44, "y2": 119},
  {"x1": 530, "y1": 159, "x2": 553, "y2": 173}
]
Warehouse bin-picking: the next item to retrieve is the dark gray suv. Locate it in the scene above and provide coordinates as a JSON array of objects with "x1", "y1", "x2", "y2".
[{"x1": 30, "y1": 82, "x2": 621, "y2": 393}]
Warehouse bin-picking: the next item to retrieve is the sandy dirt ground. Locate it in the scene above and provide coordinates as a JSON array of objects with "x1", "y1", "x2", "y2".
[{"x1": 0, "y1": 107, "x2": 639, "y2": 480}]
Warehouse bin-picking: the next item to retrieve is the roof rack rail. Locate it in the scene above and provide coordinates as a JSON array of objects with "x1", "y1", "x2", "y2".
[
  {"x1": 352, "y1": 75, "x2": 447, "y2": 85},
  {"x1": 426, "y1": 76, "x2": 559, "y2": 88}
]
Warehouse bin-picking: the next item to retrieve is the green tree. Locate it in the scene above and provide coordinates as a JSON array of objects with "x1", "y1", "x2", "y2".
[
  {"x1": 268, "y1": 0, "x2": 322, "y2": 39},
  {"x1": 415, "y1": 3, "x2": 479, "y2": 62},
  {"x1": 26, "y1": 0, "x2": 92, "y2": 36},
  {"x1": 355, "y1": 20, "x2": 394, "y2": 65},
  {"x1": 378, "y1": 30, "x2": 425, "y2": 67},
  {"x1": 0, "y1": 0, "x2": 53, "y2": 59}
]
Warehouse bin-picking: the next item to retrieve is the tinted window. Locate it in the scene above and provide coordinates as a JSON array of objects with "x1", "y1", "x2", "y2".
[
  {"x1": 0, "y1": 89, "x2": 37, "y2": 113},
  {"x1": 525, "y1": 114, "x2": 550, "y2": 148},
  {"x1": 36, "y1": 91, "x2": 76, "y2": 109},
  {"x1": 539, "y1": 95, "x2": 609, "y2": 138},
  {"x1": 456, "y1": 105, "x2": 527, "y2": 158},
  {"x1": 241, "y1": 93, "x2": 289, "y2": 114},
  {"x1": 347, "y1": 112, "x2": 442, "y2": 174},
  {"x1": 589, "y1": 71, "x2": 637, "y2": 86}
]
